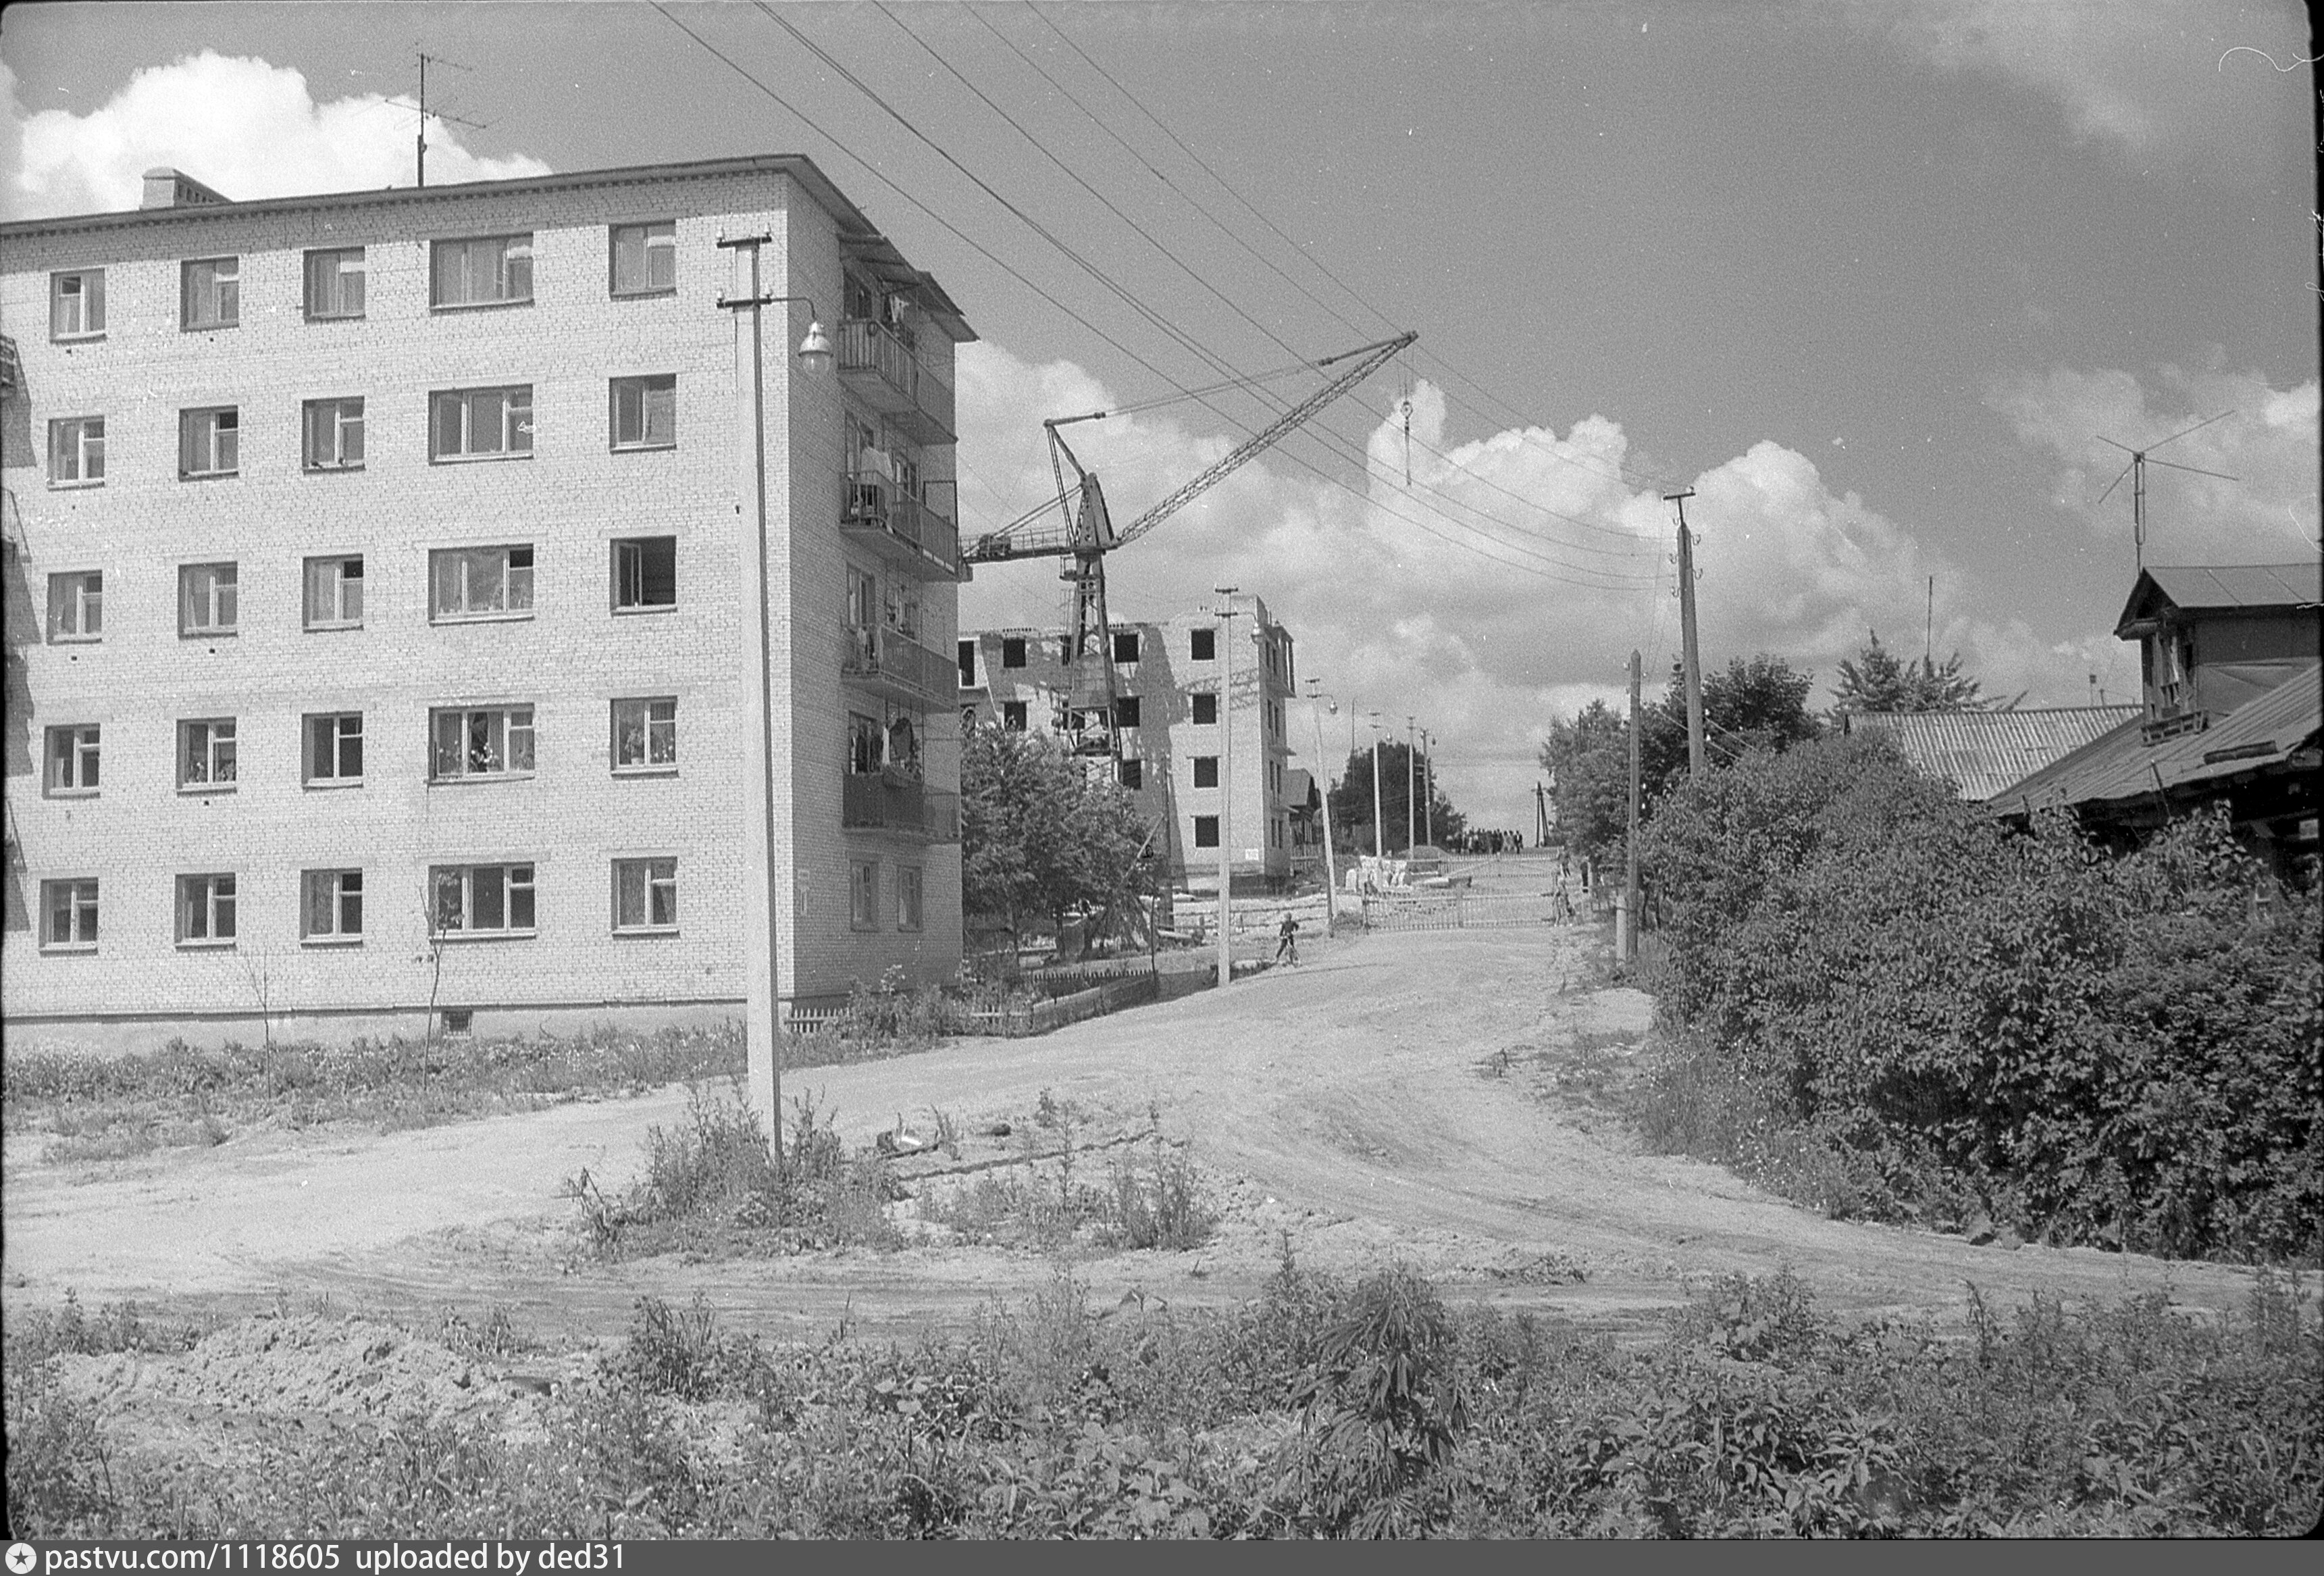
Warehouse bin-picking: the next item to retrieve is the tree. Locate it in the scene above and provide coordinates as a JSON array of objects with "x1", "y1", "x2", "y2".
[
  {"x1": 1830, "y1": 630, "x2": 2007, "y2": 715},
  {"x1": 1326, "y1": 739, "x2": 1466, "y2": 855},
  {"x1": 1539, "y1": 653, "x2": 1822, "y2": 861},
  {"x1": 960, "y1": 726, "x2": 1152, "y2": 942},
  {"x1": 1539, "y1": 699, "x2": 1632, "y2": 860}
]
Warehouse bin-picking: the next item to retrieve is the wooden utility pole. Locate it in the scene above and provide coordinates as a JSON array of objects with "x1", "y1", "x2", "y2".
[
  {"x1": 1421, "y1": 730, "x2": 1435, "y2": 848},
  {"x1": 1405, "y1": 716, "x2": 1418, "y2": 854},
  {"x1": 1668, "y1": 488, "x2": 1704, "y2": 776},
  {"x1": 1214, "y1": 588, "x2": 1239, "y2": 988},
  {"x1": 1622, "y1": 649, "x2": 1643, "y2": 964}
]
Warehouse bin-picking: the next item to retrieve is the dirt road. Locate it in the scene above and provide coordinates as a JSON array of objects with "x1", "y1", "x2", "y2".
[{"x1": 3, "y1": 860, "x2": 2279, "y2": 1344}]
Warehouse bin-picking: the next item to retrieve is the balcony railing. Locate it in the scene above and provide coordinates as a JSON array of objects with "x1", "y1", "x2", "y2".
[
  {"x1": 841, "y1": 472, "x2": 961, "y2": 578},
  {"x1": 837, "y1": 320, "x2": 955, "y2": 445},
  {"x1": 840, "y1": 623, "x2": 957, "y2": 707},
  {"x1": 844, "y1": 774, "x2": 960, "y2": 842}
]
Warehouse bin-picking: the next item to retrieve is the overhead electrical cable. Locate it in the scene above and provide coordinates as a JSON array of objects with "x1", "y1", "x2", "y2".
[{"x1": 654, "y1": 5, "x2": 1648, "y2": 590}]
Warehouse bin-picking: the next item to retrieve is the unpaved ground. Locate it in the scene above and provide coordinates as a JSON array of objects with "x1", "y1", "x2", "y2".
[{"x1": 4, "y1": 854, "x2": 2285, "y2": 1354}]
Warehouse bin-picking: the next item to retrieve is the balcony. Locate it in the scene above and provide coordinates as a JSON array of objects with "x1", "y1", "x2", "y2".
[
  {"x1": 837, "y1": 320, "x2": 956, "y2": 447},
  {"x1": 841, "y1": 472, "x2": 962, "y2": 580},
  {"x1": 844, "y1": 773, "x2": 960, "y2": 842},
  {"x1": 840, "y1": 622, "x2": 957, "y2": 709}
]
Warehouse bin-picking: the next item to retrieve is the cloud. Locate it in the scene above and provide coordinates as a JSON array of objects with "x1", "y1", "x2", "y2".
[
  {"x1": 957, "y1": 342, "x2": 2045, "y2": 828},
  {"x1": 7, "y1": 51, "x2": 550, "y2": 220},
  {"x1": 1984, "y1": 363, "x2": 2323, "y2": 560},
  {"x1": 1865, "y1": 0, "x2": 2310, "y2": 174}
]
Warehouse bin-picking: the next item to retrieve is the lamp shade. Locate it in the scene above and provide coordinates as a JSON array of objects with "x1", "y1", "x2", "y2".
[{"x1": 796, "y1": 320, "x2": 835, "y2": 373}]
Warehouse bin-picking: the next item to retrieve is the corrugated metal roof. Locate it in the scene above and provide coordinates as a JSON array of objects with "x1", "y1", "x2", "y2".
[
  {"x1": 2117, "y1": 562, "x2": 2323, "y2": 632},
  {"x1": 1283, "y1": 767, "x2": 1316, "y2": 808},
  {"x1": 1994, "y1": 665, "x2": 2322, "y2": 815},
  {"x1": 1844, "y1": 706, "x2": 2140, "y2": 800}
]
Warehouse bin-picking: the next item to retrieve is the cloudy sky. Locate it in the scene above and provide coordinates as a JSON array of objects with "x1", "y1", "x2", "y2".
[{"x1": 5, "y1": 1, "x2": 2315, "y2": 828}]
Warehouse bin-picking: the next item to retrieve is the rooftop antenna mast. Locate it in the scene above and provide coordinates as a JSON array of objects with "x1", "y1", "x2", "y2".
[
  {"x1": 2094, "y1": 411, "x2": 2240, "y2": 571},
  {"x1": 412, "y1": 52, "x2": 488, "y2": 188}
]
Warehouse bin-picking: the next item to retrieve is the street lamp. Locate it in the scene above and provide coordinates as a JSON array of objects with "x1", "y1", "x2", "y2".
[
  {"x1": 1306, "y1": 679, "x2": 1339, "y2": 929},
  {"x1": 716, "y1": 243, "x2": 835, "y2": 1180}
]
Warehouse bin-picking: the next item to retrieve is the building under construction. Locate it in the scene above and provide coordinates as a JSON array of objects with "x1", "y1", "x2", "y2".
[{"x1": 960, "y1": 593, "x2": 1299, "y2": 893}]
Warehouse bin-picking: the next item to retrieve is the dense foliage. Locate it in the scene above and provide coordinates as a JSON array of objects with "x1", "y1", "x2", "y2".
[
  {"x1": 11, "y1": 1267, "x2": 2317, "y2": 1537},
  {"x1": 1828, "y1": 630, "x2": 2009, "y2": 715},
  {"x1": 960, "y1": 727, "x2": 1154, "y2": 940},
  {"x1": 1541, "y1": 653, "x2": 1822, "y2": 859},
  {"x1": 1327, "y1": 740, "x2": 1466, "y2": 855},
  {"x1": 1634, "y1": 733, "x2": 2322, "y2": 1261}
]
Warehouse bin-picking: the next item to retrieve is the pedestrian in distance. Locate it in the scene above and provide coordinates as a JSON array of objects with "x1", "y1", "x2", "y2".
[{"x1": 1275, "y1": 912, "x2": 1300, "y2": 966}]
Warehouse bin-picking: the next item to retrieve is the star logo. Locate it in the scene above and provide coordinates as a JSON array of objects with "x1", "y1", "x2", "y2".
[{"x1": 6, "y1": 1542, "x2": 38, "y2": 1575}]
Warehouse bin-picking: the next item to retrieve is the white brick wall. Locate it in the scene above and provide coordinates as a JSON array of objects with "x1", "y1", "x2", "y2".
[{"x1": 0, "y1": 159, "x2": 969, "y2": 1052}]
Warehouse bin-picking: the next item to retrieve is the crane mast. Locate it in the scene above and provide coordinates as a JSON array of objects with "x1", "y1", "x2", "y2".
[{"x1": 966, "y1": 331, "x2": 1415, "y2": 761}]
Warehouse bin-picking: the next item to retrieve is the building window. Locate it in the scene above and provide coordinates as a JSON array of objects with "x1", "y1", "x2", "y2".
[
  {"x1": 1113, "y1": 630, "x2": 1141, "y2": 665},
  {"x1": 47, "y1": 571, "x2": 101, "y2": 642},
  {"x1": 613, "y1": 858, "x2": 678, "y2": 932},
  {"x1": 848, "y1": 711, "x2": 883, "y2": 775},
  {"x1": 439, "y1": 1009, "x2": 475, "y2": 1038},
  {"x1": 1001, "y1": 636, "x2": 1027, "y2": 669},
  {"x1": 1118, "y1": 757, "x2": 1143, "y2": 790},
  {"x1": 1002, "y1": 700, "x2": 1027, "y2": 731},
  {"x1": 613, "y1": 697, "x2": 678, "y2": 772},
  {"x1": 1193, "y1": 755, "x2": 1220, "y2": 789},
  {"x1": 957, "y1": 640, "x2": 977, "y2": 686},
  {"x1": 304, "y1": 555, "x2": 365, "y2": 628},
  {"x1": 50, "y1": 270, "x2": 105, "y2": 338},
  {"x1": 179, "y1": 407, "x2": 239, "y2": 478},
  {"x1": 45, "y1": 725, "x2": 100, "y2": 796},
  {"x1": 611, "y1": 221, "x2": 677, "y2": 297},
  {"x1": 431, "y1": 705, "x2": 535, "y2": 780},
  {"x1": 1193, "y1": 815, "x2": 1220, "y2": 849},
  {"x1": 176, "y1": 873, "x2": 237, "y2": 946},
  {"x1": 430, "y1": 234, "x2": 532, "y2": 308},
  {"x1": 179, "y1": 718, "x2": 238, "y2": 790},
  {"x1": 180, "y1": 562, "x2": 238, "y2": 636},
  {"x1": 1114, "y1": 695, "x2": 1142, "y2": 729},
  {"x1": 304, "y1": 248, "x2": 366, "y2": 319},
  {"x1": 303, "y1": 397, "x2": 365, "y2": 470},
  {"x1": 898, "y1": 866, "x2": 924, "y2": 932},
  {"x1": 850, "y1": 860, "x2": 879, "y2": 930},
  {"x1": 301, "y1": 869, "x2": 363, "y2": 942},
  {"x1": 431, "y1": 863, "x2": 536, "y2": 936},
  {"x1": 431, "y1": 385, "x2": 533, "y2": 460},
  {"x1": 610, "y1": 375, "x2": 676, "y2": 450},
  {"x1": 1193, "y1": 692, "x2": 1218, "y2": 726},
  {"x1": 612, "y1": 536, "x2": 677, "y2": 610},
  {"x1": 181, "y1": 257, "x2": 239, "y2": 329},
  {"x1": 41, "y1": 878, "x2": 99, "y2": 950},
  {"x1": 430, "y1": 544, "x2": 534, "y2": 619},
  {"x1": 305, "y1": 712, "x2": 364, "y2": 786},
  {"x1": 48, "y1": 417, "x2": 103, "y2": 486},
  {"x1": 1191, "y1": 628, "x2": 1216, "y2": 661}
]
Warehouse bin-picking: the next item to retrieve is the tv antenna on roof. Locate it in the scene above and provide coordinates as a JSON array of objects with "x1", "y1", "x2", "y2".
[
  {"x1": 404, "y1": 52, "x2": 489, "y2": 188},
  {"x1": 2094, "y1": 411, "x2": 2239, "y2": 571}
]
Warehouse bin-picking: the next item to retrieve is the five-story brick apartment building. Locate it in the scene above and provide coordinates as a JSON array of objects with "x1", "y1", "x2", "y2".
[
  {"x1": 1, "y1": 155, "x2": 974, "y2": 1057},
  {"x1": 959, "y1": 593, "x2": 1298, "y2": 891}
]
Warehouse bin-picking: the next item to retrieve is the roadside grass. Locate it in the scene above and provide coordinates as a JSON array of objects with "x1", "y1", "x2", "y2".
[
  {"x1": 11, "y1": 1266, "x2": 2316, "y2": 1538},
  {"x1": 3, "y1": 1025, "x2": 745, "y2": 1161}
]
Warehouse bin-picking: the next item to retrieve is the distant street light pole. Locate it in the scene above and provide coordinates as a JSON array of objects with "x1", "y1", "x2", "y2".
[
  {"x1": 1307, "y1": 679, "x2": 1339, "y2": 930},
  {"x1": 1368, "y1": 714, "x2": 1385, "y2": 861},
  {"x1": 1405, "y1": 715, "x2": 1418, "y2": 855},
  {"x1": 1422, "y1": 730, "x2": 1435, "y2": 848},
  {"x1": 1214, "y1": 587, "x2": 1239, "y2": 988}
]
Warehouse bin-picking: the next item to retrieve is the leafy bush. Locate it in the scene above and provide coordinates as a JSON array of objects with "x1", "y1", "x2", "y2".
[
  {"x1": 1633, "y1": 735, "x2": 2322, "y2": 1260},
  {"x1": 8, "y1": 1271, "x2": 2316, "y2": 1538}
]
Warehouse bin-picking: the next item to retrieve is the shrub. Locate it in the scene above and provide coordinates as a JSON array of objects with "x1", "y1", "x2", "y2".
[{"x1": 1634, "y1": 736, "x2": 2321, "y2": 1261}]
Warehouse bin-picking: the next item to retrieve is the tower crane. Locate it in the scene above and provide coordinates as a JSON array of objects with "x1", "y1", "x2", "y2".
[{"x1": 964, "y1": 331, "x2": 1416, "y2": 761}]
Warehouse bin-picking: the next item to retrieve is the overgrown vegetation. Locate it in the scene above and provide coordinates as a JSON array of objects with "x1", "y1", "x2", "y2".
[
  {"x1": 5, "y1": 1025, "x2": 742, "y2": 1159},
  {"x1": 11, "y1": 1267, "x2": 2316, "y2": 1538},
  {"x1": 1632, "y1": 734, "x2": 2321, "y2": 1262}
]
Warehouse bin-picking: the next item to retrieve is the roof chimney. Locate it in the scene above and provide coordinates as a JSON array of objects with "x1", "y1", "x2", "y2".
[{"x1": 141, "y1": 168, "x2": 232, "y2": 210}]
